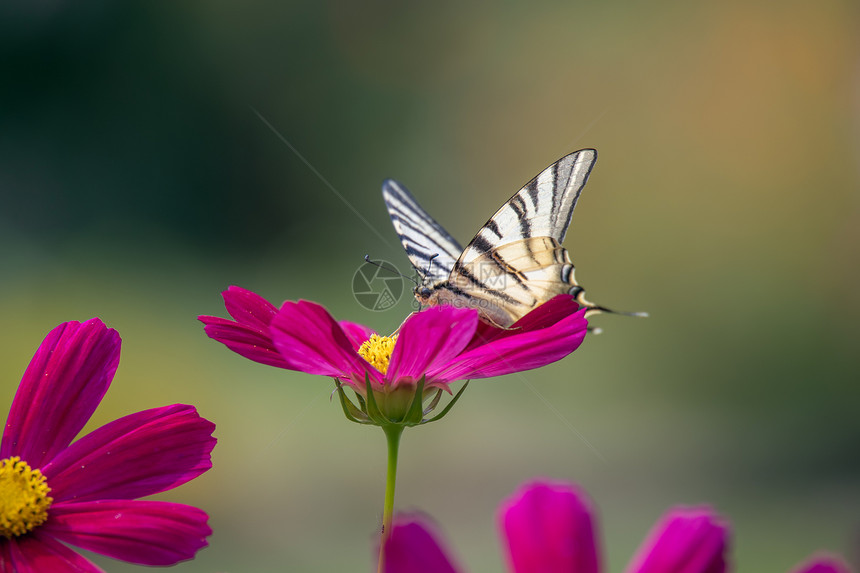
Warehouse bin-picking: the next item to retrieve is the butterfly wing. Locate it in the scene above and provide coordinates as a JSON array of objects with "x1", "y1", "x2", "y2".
[
  {"x1": 441, "y1": 149, "x2": 599, "y2": 326},
  {"x1": 382, "y1": 179, "x2": 463, "y2": 284},
  {"x1": 441, "y1": 236, "x2": 593, "y2": 326},
  {"x1": 457, "y1": 149, "x2": 596, "y2": 267}
]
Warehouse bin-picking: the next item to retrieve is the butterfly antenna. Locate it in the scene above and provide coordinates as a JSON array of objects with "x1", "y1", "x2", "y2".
[{"x1": 363, "y1": 255, "x2": 419, "y2": 285}]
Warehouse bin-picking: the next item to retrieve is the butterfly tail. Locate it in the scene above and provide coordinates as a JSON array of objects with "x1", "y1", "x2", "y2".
[{"x1": 574, "y1": 289, "x2": 648, "y2": 320}]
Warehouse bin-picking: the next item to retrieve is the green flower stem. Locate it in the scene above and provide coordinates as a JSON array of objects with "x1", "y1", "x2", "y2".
[{"x1": 378, "y1": 424, "x2": 404, "y2": 573}]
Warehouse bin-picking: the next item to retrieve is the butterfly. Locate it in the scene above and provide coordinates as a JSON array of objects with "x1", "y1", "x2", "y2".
[{"x1": 382, "y1": 149, "x2": 637, "y2": 328}]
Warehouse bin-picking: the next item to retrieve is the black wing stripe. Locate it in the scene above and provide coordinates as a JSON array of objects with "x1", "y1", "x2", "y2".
[
  {"x1": 550, "y1": 161, "x2": 561, "y2": 221},
  {"x1": 468, "y1": 234, "x2": 494, "y2": 255},
  {"x1": 448, "y1": 264, "x2": 522, "y2": 306}
]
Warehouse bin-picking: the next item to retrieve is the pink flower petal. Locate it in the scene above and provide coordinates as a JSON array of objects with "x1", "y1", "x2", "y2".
[
  {"x1": 499, "y1": 480, "x2": 601, "y2": 573},
  {"x1": 511, "y1": 294, "x2": 583, "y2": 332},
  {"x1": 198, "y1": 315, "x2": 288, "y2": 368},
  {"x1": 199, "y1": 286, "x2": 288, "y2": 368},
  {"x1": 387, "y1": 307, "x2": 478, "y2": 388},
  {"x1": 222, "y1": 285, "x2": 279, "y2": 328},
  {"x1": 1, "y1": 319, "x2": 120, "y2": 469},
  {"x1": 790, "y1": 555, "x2": 854, "y2": 573},
  {"x1": 42, "y1": 405, "x2": 215, "y2": 503},
  {"x1": 430, "y1": 307, "x2": 587, "y2": 381},
  {"x1": 384, "y1": 516, "x2": 461, "y2": 573},
  {"x1": 42, "y1": 500, "x2": 211, "y2": 566},
  {"x1": 625, "y1": 507, "x2": 728, "y2": 573},
  {"x1": 340, "y1": 321, "x2": 377, "y2": 352},
  {"x1": 1, "y1": 533, "x2": 103, "y2": 573},
  {"x1": 466, "y1": 295, "x2": 581, "y2": 350},
  {"x1": 270, "y1": 300, "x2": 381, "y2": 386}
]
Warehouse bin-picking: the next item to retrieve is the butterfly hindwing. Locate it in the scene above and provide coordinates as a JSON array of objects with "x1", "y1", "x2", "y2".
[{"x1": 435, "y1": 236, "x2": 585, "y2": 327}]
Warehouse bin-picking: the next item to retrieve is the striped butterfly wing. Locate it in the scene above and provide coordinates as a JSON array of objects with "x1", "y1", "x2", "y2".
[
  {"x1": 440, "y1": 149, "x2": 600, "y2": 326},
  {"x1": 457, "y1": 149, "x2": 596, "y2": 266},
  {"x1": 443, "y1": 236, "x2": 587, "y2": 327},
  {"x1": 382, "y1": 179, "x2": 462, "y2": 284}
]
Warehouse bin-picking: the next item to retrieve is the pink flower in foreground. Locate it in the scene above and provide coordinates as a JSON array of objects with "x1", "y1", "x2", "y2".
[
  {"x1": 384, "y1": 480, "x2": 853, "y2": 573},
  {"x1": 0, "y1": 319, "x2": 215, "y2": 572},
  {"x1": 200, "y1": 286, "x2": 587, "y2": 424},
  {"x1": 200, "y1": 286, "x2": 587, "y2": 393}
]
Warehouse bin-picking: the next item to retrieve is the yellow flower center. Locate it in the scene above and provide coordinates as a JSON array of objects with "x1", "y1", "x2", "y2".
[
  {"x1": 0, "y1": 457, "x2": 53, "y2": 538},
  {"x1": 358, "y1": 334, "x2": 398, "y2": 375}
]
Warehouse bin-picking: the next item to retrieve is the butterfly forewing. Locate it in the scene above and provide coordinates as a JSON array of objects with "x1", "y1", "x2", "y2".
[
  {"x1": 457, "y1": 149, "x2": 596, "y2": 268},
  {"x1": 382, "y1": 179, "x2": 462, "y2": 284}
]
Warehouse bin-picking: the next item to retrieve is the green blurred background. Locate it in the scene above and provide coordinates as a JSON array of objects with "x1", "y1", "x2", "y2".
[{"x1": 1, "y1": 1, "x2": 858, "y2": 571}]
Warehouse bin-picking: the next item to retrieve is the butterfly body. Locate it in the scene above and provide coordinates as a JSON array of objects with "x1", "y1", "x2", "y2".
[{"x1": 383, "y1": 149, "x2": 611, "y2": 328}]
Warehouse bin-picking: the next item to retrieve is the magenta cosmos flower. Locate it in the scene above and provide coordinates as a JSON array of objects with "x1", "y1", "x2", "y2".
[
  {"x1": 790, "y1": 557, "x2": 855, "y2": 573},
  {"x1": 0, "y1": 319, "x2": 215, "y2": 572},
  {"x1": 384, "y1": 480, "x2": 853, "y2": 573},
  {"x1": 199, "y1": 286, "x2": 587, "y2": 423}
]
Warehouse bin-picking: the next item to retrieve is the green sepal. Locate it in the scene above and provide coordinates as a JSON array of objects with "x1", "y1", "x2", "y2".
[
  {"x1": 355, "y1": 391, "x2": 368, "y2": 412},
  {"x1": 423, "y1": 388, "x2": 443, "y2": 415},
  {"x1": 333, "y1": 379, "x2": 373, "y2": 425},
  {"x1": 362, "y1": 373, "x2": 390, "y2": 426},
  {"x1": 402, "y1": 377, "x2": 427, "y2": 425},
  {"x1": 334, "y1": 375, "x2": 470, "y2": 428},
  {"x1": 422, "y1": 380, "x2": 469, "y2": 424}
]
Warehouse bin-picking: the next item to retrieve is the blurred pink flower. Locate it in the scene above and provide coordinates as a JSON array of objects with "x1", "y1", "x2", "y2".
[
  {"x1": 0, "y1": 319, "x2": 215, "y2": 572},
  {"x1": 384, "y1": 480, "x2": 853, "y2": 573},
  {"x1": 791, "y1": 556, "x2": 854, "y2": 573},
  {"x1": 199, "y1": 286, "x2": 588, "y2": 396}
]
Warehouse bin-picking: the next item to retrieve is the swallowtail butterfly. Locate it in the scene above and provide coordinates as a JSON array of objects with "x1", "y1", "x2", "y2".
[{"x1": 383, "y1": 149, "x2": 633, "y2": 328}]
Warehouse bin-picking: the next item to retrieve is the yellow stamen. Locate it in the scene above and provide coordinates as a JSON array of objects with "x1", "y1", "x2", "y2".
[
  {"x1": 0, "y1": 457, "x2": 53, "y2": 538},
  {"x1": 358, "y1": 334, "x2": 398, "y2": 375}
]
